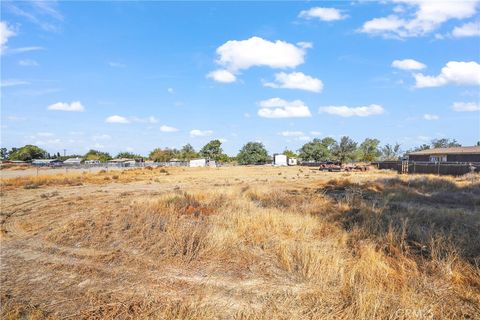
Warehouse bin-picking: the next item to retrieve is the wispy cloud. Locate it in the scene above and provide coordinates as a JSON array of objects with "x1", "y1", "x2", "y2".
[
  {"x1": 48, "y1": 101, "x2": 85, "y2": 112},
  {"x1": 18, "y1": 59, "x2": 39, "y2": 66},
  {"x1": 452, "y1": 102, "x2": 480, "y2": 112},
  {"x1": 319, "y1": 104, "x2": 384, "y2": 117},
  {"x1": 1, "y1": 79, "x2": 29, "y2": 87},
  {"x1": 104, "y1": 115, "x2": 158, "y2": 124},
  {"x1": 108, "y1": 61, "x2": 126, "y2": 68},
  {"x1": 190, "y1": 129, "x2": 213, "y2": 137},
  {"x1": 299, "y1": 7, "x2": 347, "y2": 22},
  {"x1": 258, "y1": 98, "x2": 312, "y2": 118},
  {"x1": 4, "y1": 0, "x2": 63, "y2": 32},
  {"x1": 160, "y1": 125, "x2": 179, "y2": 132},
  {"x1": 423, "y1": 114, "x2": 439, "y2": 121}
]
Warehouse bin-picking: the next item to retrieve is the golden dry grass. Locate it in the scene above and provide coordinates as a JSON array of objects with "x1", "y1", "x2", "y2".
[{"x1": 1, "y1": 166, "x2": 479, "y2": 319}]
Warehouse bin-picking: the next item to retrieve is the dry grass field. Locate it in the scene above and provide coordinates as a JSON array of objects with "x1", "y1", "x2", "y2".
[{"x1": 1, "y1": 166, "x2": 479, "y2": 319}]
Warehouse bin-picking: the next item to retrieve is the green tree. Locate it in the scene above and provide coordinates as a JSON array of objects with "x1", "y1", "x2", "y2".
[
  {"x1": 358, "y1": 138, "x2": 381, "y2": 161},
  {"x1": 179, "y1": 144, "x2": 198, "y2": 161},
  {"x1": 381, "y1": 143, "x2": 401, "y2": 160},
  {"x1": 199, "y1": 139, "x2": 223, "y2": 161},
  {"x1": 237, "y1": 142, "x2": 269, "y2": 165},
  {"x1": 8, "y1": 145, "x2": 47, "y2": 161},
  {"x1": 298, "y1": 137, "x2": 336, "y2": 161},
  {"x1": 115, "y1": 152, "x2": 143, "y2": 159},
  {"x1": 283, "y1": 149, "x2": 297, "y2": 159},
  {"x1": 84, "y1": 149, "x2": 112, "y2": 162},
  {"x1": 332, "y1": 136, "x2": 357, "y2": 162},
  {"x1": 413, "y1": 144, "x2": 431, "y2": 152},
  {"x1": 149, "y1": 148, "x2": 177, "y2": 162},
  {"x1": 431, "y1": 138, "x2": 461, "y2": 148},
  {"x1": 0, "y1": 148, "x2": 8, "y2": 160}
]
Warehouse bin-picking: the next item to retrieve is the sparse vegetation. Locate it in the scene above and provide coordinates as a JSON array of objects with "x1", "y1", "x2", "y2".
[{"x1": 1, "y1": 166, "x2": 479, "y2": 319}]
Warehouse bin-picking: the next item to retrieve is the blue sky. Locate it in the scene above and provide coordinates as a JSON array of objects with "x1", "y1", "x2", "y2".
[{"x1": 1, "y1": 1, "x2": 479, "y2": 156}]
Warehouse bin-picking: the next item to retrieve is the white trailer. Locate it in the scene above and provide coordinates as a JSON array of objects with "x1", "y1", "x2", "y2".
[
  {"x1": 288, "y1": 158, "x2": 298, "y2": 166},
  {"x1": 274, "y1": 154, "x2": 288, "y2": 166},
  {"x1": 189, "y1": 158, "x2": 207, "y2": 167}
]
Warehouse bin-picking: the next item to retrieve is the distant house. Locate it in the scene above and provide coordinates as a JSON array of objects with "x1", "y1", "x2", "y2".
[
  {"x1": 408, "y1": 146, "x2": 480, "y2": 163},
  {"x1": 273, "y1": 154, "x2": 297, "y2": 166},
  {"x1": 108, "y1": 158, "x2": 136, "y2": 167},
  {"x1": 288, "y1": 158, "x2": 298, "y2": 166},
  {"x1": 85, "y1": 160, "x2": 101, "y2": 165},
  {"x1": 189, "y1": 158, "x2": 207, "y2": 167},
  {"x1": 32, "y1": 159, "x2": 63, "y2": 166},
  {"x1": 188, "y1": 158, "x2": 217, "y2": 167},
  {"x1": 63, "y1": 157, "x2": 83, "y2": 165},
  {"x1": 274, "y1": 154, "x2": 288, "y2": 166}
]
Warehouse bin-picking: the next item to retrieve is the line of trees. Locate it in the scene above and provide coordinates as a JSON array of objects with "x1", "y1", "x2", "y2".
[{"x1": 1, "y1": 137, "x2": 473, "y2": 164}]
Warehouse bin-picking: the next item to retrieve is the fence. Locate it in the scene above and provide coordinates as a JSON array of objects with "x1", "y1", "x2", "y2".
[{"x1": 375, "y1": 161, "x2": 479, "y2": 176}]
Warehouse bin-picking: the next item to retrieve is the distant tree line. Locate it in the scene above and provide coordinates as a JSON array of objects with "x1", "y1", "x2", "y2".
[{"x1": 0, "y1": 137, "x2": 472, "y2": 164}]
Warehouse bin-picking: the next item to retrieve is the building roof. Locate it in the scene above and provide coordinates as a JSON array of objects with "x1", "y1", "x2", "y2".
[
  {"x1": 109, "y1": 158, "x2": 136, "y2": 162},
  {"x1": 408, "y1": 146, "x2": 480, "y2": 156},
  {"x1": 64, "y1": 157, "x2": 83, "y2": 162},
  {"x1": 32, "y1": 159, "x2": 59, "y2": 163}
]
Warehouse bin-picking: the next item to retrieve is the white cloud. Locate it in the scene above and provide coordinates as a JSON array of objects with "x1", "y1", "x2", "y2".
[
  {"x1": 264, "y1": 72, "x2": 323, "y2": 93},
  {"x1": 296, "y1": 41, "x2": 313, "y2": 49},
  {"x1": 0, "y1": 21, "x2": 16, "y2": 53},
  {"x1": 279, "y1": 131, "x2": 305, "y2": 137},
  {"x1": 92, "y1": 134, "x2": 111, "y2": 141},
  {"x1": 160, "y1": 125, "x2": 179, "y2": 132},
  {"x1": 37, "y1": 132, "x2": 54, "y2": 137},
  {"x1": 131, "y1": 116, "x2": 158, "y2": 124},
  {"x1": 218, "y1": 138, "x2": 228, "y2": 143},
  {"x1": 48, "y1": 101, "x2": 85, "y2": 112},
  {"x1": 310, "y1": 131, "x2": 322, "y2": 136},
  {"x1": 258, "y1": 98, "x2": 312, "y2": 119},
  {"x1": 299, "y1": 7, "x2": 347, "y2": 21},
  {"x1": 8, "y1": 46, "x2": 43, "y2": 54},
  {"x1": 104, "y1": 115, "x2": 158, "y2": 124},
  {"x1": 360, "y1": 1, "x2": 479, "y2": 38},
  {"x1": 1, "y1": 79, "x2": 29, "y2": 87},
  {"x1": 105, "y1": 115, "x2": 130, "y2": 124},
  {"x1": 214, "y1": 36, "x2": 308, "y2": 72},
  {"x1": 319, "y1": 104, "x2": 384, "y2": 117},
  {"x1": 452, "y1": 21, "x2": 480, "y2": 37},
  {"x1": 298, "y1": 136, "x2": 311, "y2": 141},
  {"x1": 414, "y1": 61, "x2": 480, "y2": 88},
  {"x1": 6, "y1": 115, "x2": 26, "y2": 121},
  {"x1": 392, "y1": 59, "x2": 426, "y2": 70},
  {"x1": 5, "y1": 1, "x2": 63, "y2": 32},
  {"x1": 452, "y1": 101, "x2": 480, "y2": 112},
  {"x1": 207, "y1": 69, "x2": 236, "y2": 83},
  {"x1": 190, "y1": 129, "x2": 213, "y2": 137},
  {"x1": 18, "y1": 59, "x2": 39, "y2": 66},
  {"x1": 167, "y1": 87, "x2": 174, "y2": 93},
  {"x1": 423, "y1": 114, "x2": 439, "y2": 120},
  {"x1": 108, "y1": 61, "x2": 126, "y2": 68},
  {"x1": 37, "y1": 139, "x2": 61, "y2": 146}
]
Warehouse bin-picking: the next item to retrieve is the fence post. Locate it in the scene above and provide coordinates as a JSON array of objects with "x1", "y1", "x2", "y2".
[{"x1": 437, "y1": 162, "x2": 440, "y2": 175}]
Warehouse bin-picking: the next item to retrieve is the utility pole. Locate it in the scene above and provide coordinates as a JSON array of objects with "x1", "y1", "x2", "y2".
[{"x1": 63, "y1": 149, "x2": 66, "y2": 157}]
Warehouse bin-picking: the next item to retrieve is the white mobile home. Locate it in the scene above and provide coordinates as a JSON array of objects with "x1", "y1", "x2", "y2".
[
  {"x1": 63, "y1": 157, "x2": 83, "y2": 165},
  {"x1": 189, "y1": 158, "x2": 207, "y2": 167},
  {"x1": 273, "y1": 154, "x2": 288, "y2": 166},
  {"x1": 85, "y1": 160, "x2": 101, "y2": 165},
  {"x1": 288, "y1": 158, "x2": 298, "y2": 166}
]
